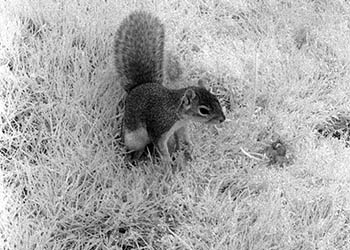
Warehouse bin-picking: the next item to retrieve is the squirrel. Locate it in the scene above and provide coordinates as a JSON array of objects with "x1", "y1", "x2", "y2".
[{"x1": 114, "y1": 11, "x2": 225, "y2": 162}]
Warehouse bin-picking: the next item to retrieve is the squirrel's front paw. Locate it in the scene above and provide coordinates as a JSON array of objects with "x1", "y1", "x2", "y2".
[
  {"x1": 187, "y1": 142, "x2": 194, "y2": 153},
  {"x1": 183, "y1": 141, "x2": 193, "y2": 160},
  {"x1": 184, "y1": 150, "x2": 193, "y2": 162}
]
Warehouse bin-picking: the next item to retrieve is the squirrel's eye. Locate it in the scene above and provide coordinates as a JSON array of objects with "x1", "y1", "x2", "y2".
[{"x1": 198, "y1": 106, "x2": 210, "y2": 116}]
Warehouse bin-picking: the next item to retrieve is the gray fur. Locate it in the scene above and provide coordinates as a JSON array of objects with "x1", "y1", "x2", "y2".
[{"x1": 114, "y1": 11, "x2": 165, "y2": 93}]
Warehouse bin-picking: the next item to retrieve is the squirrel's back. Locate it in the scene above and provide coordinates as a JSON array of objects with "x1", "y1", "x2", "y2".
[{"x1": 114, "y1": 11, "x2": 165, "y2": 93}]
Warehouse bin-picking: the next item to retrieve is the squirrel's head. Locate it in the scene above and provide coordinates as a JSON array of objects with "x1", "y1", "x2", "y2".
[{"x1": 180, "y1": 86, "x2": 225, "y2": 124}]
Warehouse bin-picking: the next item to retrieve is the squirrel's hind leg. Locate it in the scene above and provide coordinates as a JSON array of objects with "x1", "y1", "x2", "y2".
[{"x1": 124, "y1": 127, "x2": 150, "y2": 161}]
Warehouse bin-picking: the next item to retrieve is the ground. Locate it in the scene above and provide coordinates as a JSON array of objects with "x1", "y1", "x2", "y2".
[{"x1": 1, "y1": 0, "x2": 350, "y2": 249}]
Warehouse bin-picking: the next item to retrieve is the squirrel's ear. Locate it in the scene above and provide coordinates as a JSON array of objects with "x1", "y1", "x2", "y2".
[{"x1": 182, "y1": 89, "x2": 196, "y2": 107}]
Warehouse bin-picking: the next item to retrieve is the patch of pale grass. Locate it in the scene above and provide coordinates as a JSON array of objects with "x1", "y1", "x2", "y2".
[{"x1": 2, "y1": 0, "x2": 350, "y2": 249}]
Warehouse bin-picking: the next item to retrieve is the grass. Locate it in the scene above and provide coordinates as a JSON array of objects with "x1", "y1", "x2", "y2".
[{"x1": 2, "y1": 0, "x2": 350, "y2": 249}]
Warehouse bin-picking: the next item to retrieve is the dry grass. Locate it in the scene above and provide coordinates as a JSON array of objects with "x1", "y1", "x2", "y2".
[{"x1": 2, "y1": 0, "x2": 350, "y2": 249}]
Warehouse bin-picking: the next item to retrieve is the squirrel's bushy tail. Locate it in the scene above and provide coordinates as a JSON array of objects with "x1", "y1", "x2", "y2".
[{"x1": 114, "y1": 11, "x2": 165, "y2": 93}]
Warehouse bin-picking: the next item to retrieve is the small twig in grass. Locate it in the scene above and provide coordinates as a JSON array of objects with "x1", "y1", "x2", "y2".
[{"x1": 240, "y1": 147, "x2": 266, "y2": 161}]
